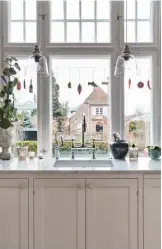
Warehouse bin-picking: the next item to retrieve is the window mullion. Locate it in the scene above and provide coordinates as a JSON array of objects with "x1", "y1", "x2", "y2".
[
  {"x1": 23, "y1": 0, "x2": 26, "y2": 42},
  {"x1": 94, "y1": 0, "x2": 97, "y2": 42},
  {"x1": 64, "y1": 0, "x2": 67, "y2": 42},
  {"x1": 135, "y1": 0, "x2": 138, "y2": 42},
  {"x1": 79, "y1": 0, "x2": 81, "y2": 42}
]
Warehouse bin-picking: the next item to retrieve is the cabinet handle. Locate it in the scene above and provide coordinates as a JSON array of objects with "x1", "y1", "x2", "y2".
[
  {"x1": 87, "y1": 184, "x2": 93, "y2": 189},
  {"x1": 20, "y1": 184, "x2": 27, "y2": 189},
  {"x1": 77, "y1": 184, "x2": 84, "y2": 189}
]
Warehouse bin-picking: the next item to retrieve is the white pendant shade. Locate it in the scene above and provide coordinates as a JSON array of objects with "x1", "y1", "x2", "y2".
[{"x1": 38, "y1": 56, "x2": 49, "y2": 77}]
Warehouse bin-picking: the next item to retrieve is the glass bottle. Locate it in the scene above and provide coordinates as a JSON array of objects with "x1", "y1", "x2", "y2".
[{"x1": 129, "y1": 144, "x2": 138, "y2": 161}]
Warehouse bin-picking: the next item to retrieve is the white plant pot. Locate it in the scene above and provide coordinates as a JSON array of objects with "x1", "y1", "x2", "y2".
[
  {"x1": 28, "y1": 151, "x2": 35, "y2": 158},
  {"x1": 0, "y1": 127, "x2": 15, "y2": 160}
]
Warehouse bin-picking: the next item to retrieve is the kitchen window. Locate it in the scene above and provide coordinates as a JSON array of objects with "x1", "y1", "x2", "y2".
[{"x1": 0, "y1": 0, "x2": 160, "y2": 159}]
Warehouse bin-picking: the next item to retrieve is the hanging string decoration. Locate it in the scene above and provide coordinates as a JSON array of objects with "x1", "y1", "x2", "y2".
[
  {"x1": 147, "y1": 80, "x2": 152, "y2": 90},
  {"x1": 17, "y1": 80, "x2": 21, "y2": 90},
  {"x1": 23, "y1": 79, "x2": 26, "y2": 89},
  {"x1": 137, "y1": 81, "x2": 144, "y2": 88},
  {"x1": 77, "y1": 83, "x2": 82, "y2": 95},
  {"x1": 29, "y1": 79, "x2": 33, "y2": 93},
  {"x1": 128, "y1": 78, "x2": 131, "y2": 89},
  {"x1": 68, "y1": 69, "x2": 72, "y2": 88}
]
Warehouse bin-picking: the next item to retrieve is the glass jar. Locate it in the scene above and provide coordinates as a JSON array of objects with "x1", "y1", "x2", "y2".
[
  {"x1": 129, "y1": 144, "x2": 138, "y2": 161},
  {"x1": 17, "y1": 146, "x2": 28, "y2": 160}
]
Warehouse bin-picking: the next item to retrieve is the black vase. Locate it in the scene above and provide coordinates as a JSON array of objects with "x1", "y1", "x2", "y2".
[{"x1": 110, "y1": 140, "x2": 129, "y2": 159}]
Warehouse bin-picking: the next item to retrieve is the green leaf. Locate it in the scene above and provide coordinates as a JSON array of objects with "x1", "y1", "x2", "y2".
[
  {"x1": 3, "y1": 67, "x2": 10, "y2": 76},
  {"x1": 13, "y1": 77, "x2": 18, "y2": 86},
  {"x1": 14, "y1": 62, "x2": 21, "y2": 71},
  {"x1": 0, "y1": 91, "x2": 5, "y2": 98},
  {"x1": 0, "y1": 118, "x2": 11, "y2": 129},
  {"x1": 9, "y1": 67, "x2": 17, "y2": 75},
  {"x1": 5, "y1": 57, "x2": 12, "y2": 63},
  {"x1": 10, "y1": 56, "x2": 18, "y2": 61}
]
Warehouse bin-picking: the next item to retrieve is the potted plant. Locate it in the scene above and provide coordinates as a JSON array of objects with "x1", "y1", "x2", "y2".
[
  {"x1": 147, "y1": 145, "x2": 161, "y2": 160},
  {"x1": 0, "y1": 56, "x2": 20, "y2": 160},
  {"x1": 28, "y1": 141, "x2": 37, "y2": 158}
]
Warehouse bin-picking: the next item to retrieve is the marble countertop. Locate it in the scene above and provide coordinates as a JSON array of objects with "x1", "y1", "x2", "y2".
[{"x1": 0, "y1": 157, "x2": 160, "y2": 173}]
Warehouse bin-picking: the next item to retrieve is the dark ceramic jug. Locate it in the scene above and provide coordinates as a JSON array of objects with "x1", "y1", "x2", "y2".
[{"x1": 110, "y1": 140, "x2": 129, "y2": 159}]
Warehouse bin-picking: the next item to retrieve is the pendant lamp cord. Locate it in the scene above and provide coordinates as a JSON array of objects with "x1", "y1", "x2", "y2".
[{"x1": 125, "y1": 0, "x2": 128, "y2": 44}]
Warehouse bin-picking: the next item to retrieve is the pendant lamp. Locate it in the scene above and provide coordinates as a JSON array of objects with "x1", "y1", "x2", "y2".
[
  {"x1": 114, "y1": 1, "x2": 137, "y2": 78},
  {"x1": 27, "y1": 44, "x2": 49, "y2": 77}
]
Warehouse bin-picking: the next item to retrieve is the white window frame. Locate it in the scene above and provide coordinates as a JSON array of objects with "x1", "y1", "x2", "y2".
[{"x1": 0, "y1": 0, "x2": 161, "y2": 159}]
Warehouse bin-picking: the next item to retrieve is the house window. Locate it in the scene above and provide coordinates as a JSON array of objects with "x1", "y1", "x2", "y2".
[
  {"x1": 52, "y1": 58, "x2": 111, "y2": 157},
  {"x1": 124, "y1": 0, "x2": 152, "y2": 42},
  {"x1": 96, "y1": 123, "x2": 103, "y2": 132},
  {"x1": 9, "y1": 0, "x2": 37, "y2": 43},
  {"x1": 1, "y1": 1, "x2": 161, "y2": 159},
  {"x1": 124, "y1": 57, "x2": 152, "y2": 155},
  {"x1": 96, "y1": 107, "x2": 103, "y2": 115},
  {"x1": 51, "y1": 0, "x2": 111, "y2": 43}
]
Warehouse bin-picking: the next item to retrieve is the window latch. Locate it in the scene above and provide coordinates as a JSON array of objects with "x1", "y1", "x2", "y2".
[
  {"x1": 39, "y1": 14, "x2": 47, "y2": 20},
  {"x1": 117, "y1": 15, "x2": 122, "y2": 20}
]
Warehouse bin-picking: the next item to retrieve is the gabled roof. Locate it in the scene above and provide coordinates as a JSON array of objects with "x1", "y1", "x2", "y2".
[{"x1": 84, "y1": 87, "x2": 108, "y2": 105}]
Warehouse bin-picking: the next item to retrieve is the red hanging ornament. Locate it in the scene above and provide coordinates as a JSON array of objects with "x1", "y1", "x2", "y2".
[
  {"x1": 17, "y1": 81, "x2": 21, "y2": 90},
  {"x1": 147, "y1": 80, "x2": 152, "y2": 90},
  {"x1": 137, "y1": 81, "x2": 144, "y2": 88},
  {"x1": 77, "y1": 83, "x2": 82, "y2": 95},
  {"x1": 128, "y1": 78, "x2": 131, "y2": 89}
]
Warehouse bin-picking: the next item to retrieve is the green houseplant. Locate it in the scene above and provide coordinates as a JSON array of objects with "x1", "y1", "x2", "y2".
[
  {"x1": 147, "y1": 145, "x2": 161, "y2": 160},
  {"x1": 0, "y1": 56, "x2": 20, "y2": 159},
  {"x1": 16, "y1": 141, "x2": 37, "y2": 158}
]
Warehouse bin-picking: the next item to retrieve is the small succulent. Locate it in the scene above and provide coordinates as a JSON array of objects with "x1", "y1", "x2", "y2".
[{"x1": 147, "y1": 145, "x2": 161, "y2": 151}]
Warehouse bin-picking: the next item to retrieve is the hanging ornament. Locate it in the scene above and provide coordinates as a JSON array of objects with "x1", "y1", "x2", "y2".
[
  {"x1": 23, "y1": 79, "x2": 26, "y2": 89},
  {"x1": 77, "y1": 83, "x2": 82, "y2": 95},
  {"x1": 17, "y1": 80, "x2": 21, "y2": 90},
  {"x1": 137, "y1": 81, "x2": 144, "y2": 88},
  {"x1": 29, "y1": 79, "x2": 33, "y2": 93},
  {"x1": 128, "y1": 78, "x2": 131, "y2": 89},
  {"x1": 68, "y1": 69, "x2": 72, "y2": 88},
  {"x1": 147, "y1": 80, "x2": 152, "y2": 90},
  {"x1": 68, "y1": 81, "x2": 72, "y2": 88}
]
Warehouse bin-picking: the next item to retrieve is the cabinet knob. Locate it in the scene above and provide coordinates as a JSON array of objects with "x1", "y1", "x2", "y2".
[
  {"x1": 87, "y1": 184, "x2": 93, "y2": 189},
  {"x1": 20, "y1": 184, "x2": 27, "y2": 189},
  {"x1": 77, "y1": 184, "x2": 84, "y2": 189}
]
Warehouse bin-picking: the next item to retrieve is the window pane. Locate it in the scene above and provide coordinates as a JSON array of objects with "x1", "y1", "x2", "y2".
[
  {"x1": 25, "y1": 0, "x2": 37, "y2": 20},
  {"x1": 137, "y1": 21, "x2": 151, "y2": 42},
  {"x1": 26, "y1": 22, "x2": 36, "y2": 42},
  {"x1": 124, "y1": 0, "x2": 135, "y2": 20},
  {"x1": 11, "y1": 59, "x2": 37, "y2": 157},
  {"x1": 125, "y1": 21, "x2": 135, "y2": 42},
  {"x1": 10, "y1": 0, "x2": 23, "y2": 20},
  {"x1": 66, "y1": 0, "x2": 79, "y2": 19},
  {"x1": 124, "y1": 58, "x2": 152, "y2": 156},
  {"x1": 137, "y1": 0, "x2": 151, "y2": 19},
  {"x1": 82, "y1": 22, "x2": 94, "y2": 42},
  {"x1": 97, "y1": 22, "x2": 110, "y2": 42},
  {"x1": 96, "y1": 0, "x2": 110, "y2": 19},
  {"x1": 51, "y1": 22, "x2": 64, "y2": 42},
  {"x1": 10, "y1": 22, "x2": 23, "y2": 42},
  {"x1": 81, "y1": 0, "x2": 95, "y2": 19},
  {"x1": 51, "y1": 0, "x2": 64, "y2": 19},
  {"x1": 67, "y1": 22, "x2": 79, "y2": 42},
  {"x1": 52, "y1": 58, "x2": 111, "y2": 159}
]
